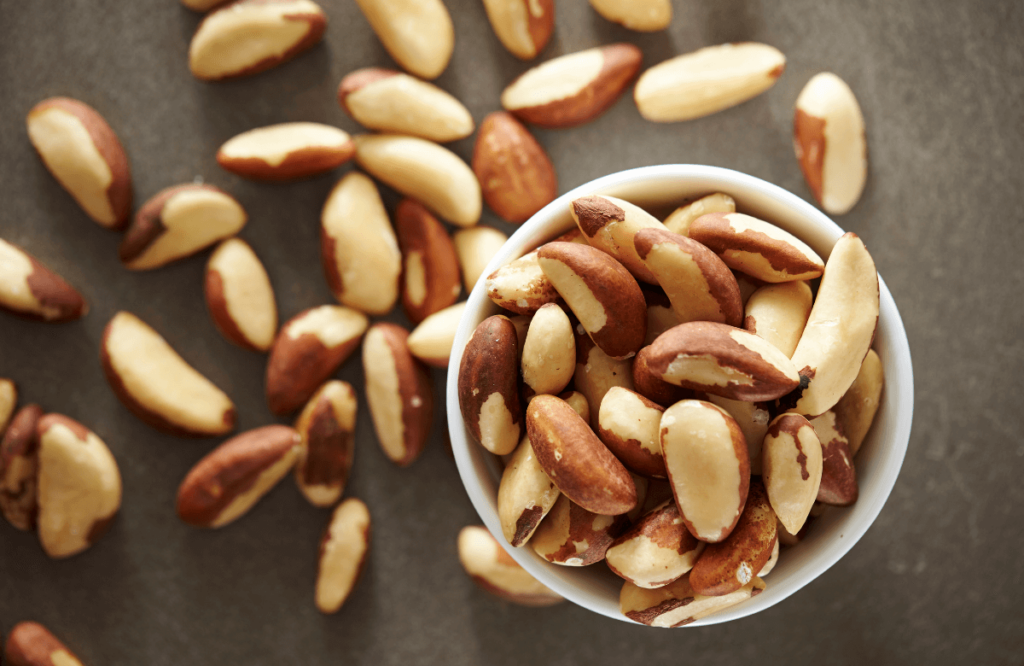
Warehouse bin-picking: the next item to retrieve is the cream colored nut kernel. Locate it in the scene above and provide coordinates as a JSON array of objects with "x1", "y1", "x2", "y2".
[
  {"x1": 689, "y1": 212, "x2": 824, "y2": 283},
  {"x1": 321, "y1": 172, "x2": 401, "y2": 315},
  {"x1": 744, "y1": 280, "x2": 813, "y2": 358},
  {"x1": 501, "y1": 44, "x2": 643, "y2": 128},
  {"x1": 36, "y1": 414, "x2": 121, "y2": 558},
  {"x1": 762, "y1": 414, "x2": 823, "y2": 534},
  {"x1": 0, "y1": 404, "x2": 43, "y2": 531},
  {"x1": 473, "y1": 112, "x2": 558, "y2": 224},
  {"x1": 217, "y1": 122, "x2": 354, "y2": 181},
  {"x1": 0, "y1": 239, "x2": 88, "y2": 322},
  {"x1": 316, "y1": 497, "x2": 371, "y2": 613},
  {"x1": 486, "y1": 230, "x2": 586, "y2": 314},
  {"x1": 395, "y1": 199, "x2": 461, "y2": 324},
  {"x1": 521, "y1": 303, "x2": 575, "y2": 396},
  {"x1": 606, "y1": 500, "x2": 704, "y2": 589},
  {"x1": 706, "y1": 395, "x2": 771, "y2": 476},
  {"x1": 661, "y1": 400, "x2": 750, "y2": 543},
  {"x1": 531, "y1": 494, "x2": 629, "y2": 566},
  {"x1": 120, "y1": 184, "x2": 247, "y2": 271},
  {"x1": 631, "y1": 345, "x2": 696, "y2": 407},
  {"x1": 620, "y1": 574, "x2": 766, "y2": 627},
  {"x1": 776, "y1": 516, "x2": 804, "y2": 547},
  {"x1": 589, "y1": 0, "x2": 672, "y2": 31},
  {"x1": 406, "y1": 301, "x2": 468, "y2": 368},
  {"x1": 576, "y1": 333, "x2": 635, "y2": 428},
  {"x1": 205, "y1": 238, "x2": 278, "y2": 352},
  {"x1": 834, "y1": 348, "x2": 884, "y2": 457},
  {"x1": 642, "y1": 286, "x2": 681, "y2": 346},
  {"x1": 189, "y1": 0, "x2": 326, "y2": 81},
  {"x1": 498, "y1": 435, "x2": 561, "y2": 546},
  {"x1": 294, "y1": 381, "x2": 356, "y2": 508},
  {"x1": 454, "y1": 226, "x2": 509, "y2": 293},
  {"x1": 810, "y1": 410, "x2": 858, "y2": 506},
  {"x1": 354, "y1": 134, "x2": 481, "y2": 227},
  {"x1": 177, "y1": 425, "x2": 301, "y2": 528},
  {"x1": 482, "y1": 0, "x2": 554, "y2": 60},
  {"x1": 570, "y1": 195, "x2": 668, "y2": 284},
  {"x1": 338, "y1": 68, "x2": 473, "y2": 142},
  {"x1": 352, "y1": 0, "x2": 453, "y2": 80},
  {"x1": 26, "y1": 97, "x2": 132, "y2": 229},
  {"x1": 363, "y1": 323, "x2": 433, "y2": 467},
  {"x1": 0, "y1": 379, "x2": 15, "y2": 435},
  {"x1": 635, "y1": 43, "x2": 786, "y2": 123},
  {"x1": 663, "y1": 193, "x2": 736, "y2": 237},
  {"x1": 759, "y1": 538, "x2": 780, "y2": 576},
  {"x1": 597, "y1": 386, "x2": 666, "y2": 478},
  {"x1": 101, "y1": 311, "x2": 236, "y2": 436},
  {"x1": 795, "y1": 72, "x2": 868, "y2": 215},
  {"x1": 459, "y1": 525, "x2": 563, "y2": 605},
  {"x1": 458, "y1": 316, "x2": 522, "y2": 456},
  {"x1": 4, "y1": 621, "x2": 86, "y2": 666},
  {"x1": 783, "y1": 233, "x2": 879, "y2": 417},
  {"x1": 558, "y1": 390, "x2": 591, "y2": 424}
]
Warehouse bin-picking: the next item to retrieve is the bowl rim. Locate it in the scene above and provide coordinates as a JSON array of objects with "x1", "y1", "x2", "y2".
[{"x1": 447, "y1": 164, "x2": 914, "y2": 626}]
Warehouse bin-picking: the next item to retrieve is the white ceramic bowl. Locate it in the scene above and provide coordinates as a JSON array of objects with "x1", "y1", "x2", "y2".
[{"x1": 446, "y1": 165, "x2": 914, "y2": 626}]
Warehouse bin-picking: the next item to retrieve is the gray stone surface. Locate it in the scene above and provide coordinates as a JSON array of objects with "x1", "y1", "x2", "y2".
[{"x1": 1, "y1": 0, "x2": 1022, "y2": 663}]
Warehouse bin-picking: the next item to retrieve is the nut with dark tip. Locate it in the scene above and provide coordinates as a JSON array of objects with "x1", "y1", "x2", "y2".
[
  {"x1": 294, "y1": 381, "x2": 356, "y2": 508},
  {"x1": 0, "y1": 404, "x2": 43, "y2": 531},
  {"x1": 4, "y1": 621, "x2": 86, "y2": 666},
  {"x1": 459, "y1": 525, "x2": 563, "y2": 605}
]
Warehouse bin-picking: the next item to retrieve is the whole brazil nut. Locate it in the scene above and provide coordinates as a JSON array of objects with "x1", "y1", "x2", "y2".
[
  {"x1": 833, "y1": 349, "x2": 884, "y2": 456},
  {"x1": 454, "y1": 226, "x2": 509, "y2": 293},
  {"x1": 501, "y1": 44, "x2": 643, "y2": 128},
  {"x1": 634, "y1": 227, "x2": 744, "y2": 327},
  {"x1": 744, "y1": 280, "x2": 813, "y2": 358},
  {"x1": 0, "y1": 404, "x2": 43, "y2": 531},
  {"x1": 205, "y1": 238, "x2": 278, "y2": 352},
  {"x1": 217, "y1": 123, "x2": 355, "y2": 181},
  {"x1": 620, "y1": 574, "x2": 766, "y2": 627},
  {"x1": 406, "y1": 301, "x2": 468, "y2": 368},
  {"x1": 688, "y1": 212, "x2": 824, "y2": 283},
  {"x1": 498, "y1": 435, "x2": 561, "y2": 547},
  {"x1": 188, "y1": 0, "x2": 327, "y2": 81},
  {"x1": 761, "y1": 413, "x2": 823, "y2": 534},
  {"x1": 321, "y1": 172, "x2": 401, "y2": 315},
  {"x1": 352, "y1": 0, "x2": 453, "y2": 80},
  {"x1": 783, "y1": 233, "x2": 879, "y2": 417},
  {"x1": 119, "y1": 184, "x2": 247, "y2": 271},
  {"x1": 606, "y1": 500, "x2": 705, "y2": 589},
  {"x1": 265, "y1": 305, "x2": 368, "y2": 415},
  {"x1": 646, "y1": 321, "x2": 800, "y2": 402},
  {"x1": 177, "y1": 425, "x2": 302, "y2": 528},
  {"x1": 597, "y1": 386, "x2": 667, "y2": 478},
  {"x1": 485, "y1": 228, "x2": 587, "y2": 315},
  {"x1": 354, "y1": 134, "x2": 481, "y2": 227},
  {"x1": 661, "y1": 400, "x2": 750, "y2": 543},
  {"x1": 589, "y1": 0, "x2": 672, "y2": 32},
  {"x1": 362, "y1": 323, "x2": 433, "y2": 467},
  {"x1": 689, "y1": 481, "x2": 777, "y2": 597},
  {"x1": 526, "y1": 394, "x2": 637, "y2": 516},
  {"x1": 101, "y1": 311, "x2": 236, "y2": 436},
  {"x1": 634, "y1": 43, "x2": 786, "y2": 123},
  {"x1": 0, "y1": 378, "x2": 15, "y2": 434},
  {"x1": 26, "y1": 97, "x2": 132, "y2": 229},
  {"x1": 538, "y1": 241, "x2": 647, "y2": 360},
  {"x1": 705, "y1": 395, "x2": 771, "y2": 476},
  {"x1": 795, "y1": 72, "x2": 868, "y2": 215},
  {"x1": 4, "y1": 621, "x2": 86, "y2": 666},
  {"x1": 294, "y1": 381, "x2": 357, "y2": 508},
  {"x1": 316, "y1": 497, "x2": 371, "y2": 613},
  {"x1": 663, "y1": 193, "x2": 736, "y2": 237},
  {"x1": 36, "y1": 414, "x2": 122, "y2": 558},
  {"x1": 0, "y1": 239, "x2": 87, "y2": 322},
  {"x1": 570, "y1": 194, "x2": 668, "y2": 284},
  {"x1": 531, "y1": 494, "x2": 629, "y2": 566},
  {"x1": 482, "y1": 0, "x2": 554, "y2": 60},
  {"x1": 458, "y1": 315, "x2": 522, "y2": 456},
  {"x1": 574, "y1": 331, "x2": 634, "y2": 429},
  {"x1": 339, "y1": 68, "x2": 473, "y2": 143},
  {"x1": 473, "y1": 112, "x2": 557, "y2": 224},
  {"x1": 631, "y1": 345, "x2": 696, "y2": 407},
  {"x1": 459, "y1": 525, "x2": 563, "y2": 605},
  {"x1": 395, "y1": 199, "x2": 461, "y2": 324},
  {"x1": 809, "y1": 410, "x2": 858, "y2": 506},
  {"x1": 521, "y1": 303, "x2": 575, "y2": 397}
]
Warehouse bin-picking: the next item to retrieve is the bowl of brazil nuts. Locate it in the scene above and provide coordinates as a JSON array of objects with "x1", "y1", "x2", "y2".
[{"x1": 447, "y1": 163, "x2": 913, "y2": 626}]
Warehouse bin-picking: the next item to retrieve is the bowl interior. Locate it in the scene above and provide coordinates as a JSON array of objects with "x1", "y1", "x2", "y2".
[{"x1": 447, "y1": 165, "x2": 914, "y2": 626}]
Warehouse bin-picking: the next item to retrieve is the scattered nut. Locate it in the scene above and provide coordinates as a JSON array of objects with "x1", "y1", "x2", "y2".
[
  {"x1": 588, "y1": 0, "x2": 671, "y2": 31},
  {"x1": 0, "y1": 404, "x2": 43, "y2": 531},
  {"x1": 521, "y1": 303, "x2": 575, "y2": 397},
  {"x1": 294, "y1": 381, "x2": 356, "y2": 508},
  {"x1": 833, "y1": 348, "x2": 884, "y2": 456},
  {"x1": 4, "y1": 621, "x2": 85, "y2": 666},
  {"x1": 459, "y1": 525, "x2": 563, "y2": 605},
  {"x1": 316, "y1": 497, "x2": 371, "y2": 613},
  {"x1": 473, "y1": 112, "x2": 557, "y2": 224},
  {"x1": 395, "y1": 199, "x2": 462, "y2": 324},
  {"x1": 457, "y1": 315, "x2": 522, "y2": 455},
  {"x1": 570, "y1": 194, "x2": 668, "y2": 284},
  {"x1": 217, "y1": 122, "x2": 354, "y2": 181},
  {"x1": 663, "y1": 193, "x2": 736, "y2": 237},
  {"x1": 352, "y1": 0, "x2": 453, "y2": 80},
  {"x1": 597, "y1": 386, "x2": 666, "y2": 478},
  {"x1": 498, "y1": 435, "x2": 561, "y2": 547},
  {"x1": 606, "y1": 500, "x2": 704, "y2": 589},
  {"x1": 205, "y1": 238, "x2": 278, "y2": 352},
  {"x1": 761, "y1": 413, "x2": 823, "y2": 535},
  {"x1": 531, "y1": 494, "x2": 629, "y2": 566},
  {"x1": 809, "y1": 410, "x2": 858, "y2": 506},
  {"x1": 406, "y1": 301, "x2": 468, "y2": 368},
  {"x1": 0, "y1": 239, "x2": 88, "y2": 322},
  {"x1": 481, "y1": 0, "x2": 554, "y2": 60},
  {"x1": 620, "y1": 573, "x2": 766, "y2": 627},
  {"x1": 454, "y1": 226, "x2": 509, "y2": 293},
  {"x1": 744, "y1": 280, "x2": 813, "y2": 358},
  {"x1": 688, "y1": 212, "x2": 824, "y2": 283}
]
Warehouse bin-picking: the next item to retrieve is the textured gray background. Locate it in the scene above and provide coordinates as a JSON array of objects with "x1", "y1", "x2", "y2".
[{"x1": 1, "y1": 0, "x2": 1022, "y2": 663}]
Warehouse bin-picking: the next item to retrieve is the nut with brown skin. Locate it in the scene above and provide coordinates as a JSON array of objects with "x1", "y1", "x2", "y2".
[
  {"x1": 120, "y1": 184, "x2": 247, "y2": 271},
  {"x1": 321, "y1": 172, "x2": 401, "y2": 316},
  {"x1": 521, "y1": 303, "x2": 575, "y2": 397},
  {"x1": 809, "y1": 410, "x2": 858, "y2": 506},
  {"x1": 762, "y1": 413, "x2": 823, "y2": 534},
  {"x1": 631, "y1": 345, "x2": 696, "y2": 407},
  {"x1": 0, "y1": 404, "x2": 43, "y2": 531},
  {"x1": 0, "y1": 239, "x2": 88, "y2": 322},
  {"x1": 526, "y1": 394, "x2": 637, "y2": 516},
  {"x1": 339, "y1": 68, "x2": 473, "y2": 142},
  {"x1": 4, "y1": 621, "x2": 86, "y2": 666},
  {"x1": 744, "y1": 280, "x2": 813, "y2": 358},
  {"x1": 205, "y1": 238, "x2": 278, "y2": 352},
  {"x1": 570, "y1": 195, "x2": 668, "y2": 284},
  {"x1": 689, "y1": 212, "x2": 824, "y2": 283},
  {"x1": 481, "y1": 0, "x2": 554, "y2": 60},
  {"x1": 363, "y1": 323, "x2": 433, "y2": 467},
  {"x1": 606, "y1": 500, "x2": 705, "y2": 589},
  {"x1": 485, "y1": 228, "x2": 587, "y2": 315},
  {"x1": 316, "y1": 497, "x2": 371, "y2": 613},
  {"x1": 473, "y1": 112, "x2": 557, "y2": 224},
  {"x1": 531, "y1": 494, "x2": 630, "y2": 566},
  {"x1": 458, "y1": 315, "x2": 522, "y2": 456},
  {"x1": 705, "y1": 395, "x2": 771, "y2": 475},
  {"x1": 26, "y1": 97, "x2": 132, "y2": 230},
  {"x1": 498, "y1": 435, "x2": 561, "y2": 547},
  {"x1": 663, "y1": 193, "x2": 736, "y2": 237},
  {"x1": 589, "y1": 0, "x2": 672, "y2": 31},
  {"x1": 661, "y1": 400, "x2": 750, "y2": 543},
  {"x1": 459, "y1": 525, "x2": 563, "y2": 605},
  {"x1": 834, "y1": 348, "x2": 884, "y2": 457},
  {"x1": 101, "y1": 311, "x2": 236, "y2": 436},
  {"x1": 36, "y1": 414, "x2": 122, "y2": 558},
  {"x1": 189, "y1": 0, "x2": 327, "y2": 81},
  {"x1": 217, "y1": 123, "x2": 355, "y2": 181},
  {"x1": 634, "y1": 43, "x2": 786, "y2": 123},
  {"x1": 265, "y1": 305, "x2": 368, "y2": 415},
  {"x1": 501, "y1": 44, "x2": 643, "y2": 128},
  {"x1": 620, "y1": 573, "x2": 766, "y2": 627},
  {"x1": 538, "y1": 241, "x2": 647, "y2": 360},
  {"x1": 406, "y1": 302, "x2": 468, "y2": 368},
  {"x1": 352, "y1": 0, "x2": 453, "y2": 80},
  {"x1": 294, "y1": 381, "x2": 356, "y2": 508},
  {"x1": 597, "y1": 386, "x2": 666, "y2": 478},
  {"x1": 454, "y1": 226, "x2": 509, "y2": 293},
  {"x1": 395, "y1": 199, "x2": 461, "y2": 324},
  {"x1": 0, "y1": 378, "x2": 15, "y2": 435}
]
